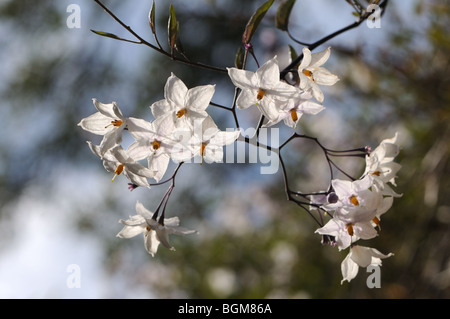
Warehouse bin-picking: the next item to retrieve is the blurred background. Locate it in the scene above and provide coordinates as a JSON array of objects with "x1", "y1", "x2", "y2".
[{"x1": 0, "y1": 0, "x2": 448, "y2": 298}]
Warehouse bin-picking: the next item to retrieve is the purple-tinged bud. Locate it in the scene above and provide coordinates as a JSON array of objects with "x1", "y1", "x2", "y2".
[
  {"x1": 128, "y1": 183, "x2": 138, "y2": 191},
  {"x1": 327, "y1": 192, "x2": 339, "y2": 204}
]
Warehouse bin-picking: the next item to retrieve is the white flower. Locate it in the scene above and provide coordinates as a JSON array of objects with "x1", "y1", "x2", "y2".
[
  {"x1": 364, "y1": 132, "x2": 402, "y2": 197},
  {"x1": 78, "y1": 98, "x2": 128, "y2": 156},
  {"x1": 171, "y1": 116, "x2": 241, "y2": 164},
  {"x1": 261, "y1": 91, "x2": 325, "y2": 128},
  {"x1": 315, "y1": 216, "x2": 378, "y2": 251},
  {"x1": 126, "y1": 116, "x2": 177, "y2": 182},
  {"x1": 88, "y1": 143, "x2": 156, "y2": 188},
  {"x1": 116, "y1": 201, "x2": 198, "y2": 256},
  {"x1": 323, "y1": 176, "x2": 381, "y2": 218},
  {"x1": 298, "y1": 47, "x2": 339, "y2": 103},
  {"x1": 341, "y1": 245, "x2": 393, "y2": 284},
  {"x1": 150, "y1": 73, "x2": 215, "y2": 130},
  {"x1": 227, "y1": 56, "x2": 300, "y2": 112}
]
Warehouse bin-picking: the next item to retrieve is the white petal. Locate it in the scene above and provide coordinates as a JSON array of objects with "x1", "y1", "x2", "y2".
[
  {"x1": 164, "y1": 73, "x2": 188, "y2": 108},
  {"x1": 236, "y1": 88, "x2": 258, "y2": 109},
  {"x1": 227, "y1": 68, "x2": 259, "y2": 90},
  {"x1": 185, "y1": 84, "x2": 215, "y2": 112},
  {"x1": 144, "y1": 230, "x2": 160, "y2": 257},
  {"x1": 309, "y1": 47, "x2": 331, "y2": 68},
  {"x1": 341, "y1": 252, "x2": 359, "y2": 284},
  {"x1": 78, "y1": 112, "x2": 111, "y2": 135},
  {"x1": 256, "y1": 56, "x2": 281, "y2": 88}
]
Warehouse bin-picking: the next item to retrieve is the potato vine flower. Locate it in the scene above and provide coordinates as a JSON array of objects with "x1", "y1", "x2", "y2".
[
  {"x1": 126, "y1": 116, "x2": 177, "y2": 182},
  {"x1": 364, "y1": 132, "x2": 402, "y2": 197},
  {"x1": 87, "y1": 143, "x2": 156, "y2": 188},
  {"x1": 116, "y1": 201, "x2": 198, "y2": 256},
  {"x1": 298, "y1": 47, "x2": 339, "y2": 103},
  {"x1": 78, "y1": 98, "x2": 128, "y2": 156},
  {"x1": 341, "y1": 245, "x2": 393, "y2": 284},
  {"x1": 171, "y1": 116, "x2": 241, "y2": 164},
  {"x1": 150, "y1": 73, "x2": 215, "y2": 130},
  {"x1": 315, "y1": 215, "x2": 378, "y2": 251},
  {"x1": 227, "y1": 56, "x2": 300, "y2": 112},
  {"x1": 260, "y1": 91, "x2": 325, "y2": 128}
]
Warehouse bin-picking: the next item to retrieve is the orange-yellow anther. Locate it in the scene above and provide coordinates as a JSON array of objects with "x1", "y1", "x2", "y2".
[
  {"x1": 346, "y1": 224, "x2": 354, "y2": 236},
  {"x1": 256, "y1": 89, "x2": 266, "y2": 101},
  {"x1": 176, "y1": 108, "x2": 186, "y2": 118},
  {"x1": 303, "y1": 69, "x2": 313, "y2": 77},
  {"x1": 152, "y1": 140, "x2": 161, "y2": 151},
  {"x1": 105, "y1": 119, "x2": 123, "y2": 128},
  {"x1": 371, "y1": 170, "x2": 381, "y2": 176},
  {"x1": 290, "y1": 110, "x2": 298, "y2": 123},
  {"x1": 372, "y1": 217, "x2": 380, "y2": 226},
  {"x1": 201, "y1": 144, "x2": 206, "y2": 157},
  {"x1": 349, "y1": 195, "x2": 359, "y2": 206},
  {"x1": 111, "y1": 164, "x2": 124, "y2": 182}
]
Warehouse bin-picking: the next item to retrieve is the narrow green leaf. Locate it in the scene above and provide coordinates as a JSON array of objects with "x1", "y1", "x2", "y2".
[
  {"x1": 168, "y1": 4, "x2": 178, "y2": 52},
  {"x1": 276, "y1": 0, "x2": 296, "y2": 31},
  {"x1": 242, "y1": 0, "x2": 274, "y2": 45},
  {"x1": 90, "y1": 30, "x2": 122, "y2": 40},
  {"x1": 149, "y1": 0, "x2": 156, "y2": 34},
  {"x1": 288, "y1": 44, "x2": 298, "y2": 63},
  {"x1": 235, "y1": 46, "x2": 244, "y2": 69}
]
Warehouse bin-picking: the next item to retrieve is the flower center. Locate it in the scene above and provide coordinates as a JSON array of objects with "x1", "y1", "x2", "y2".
[
  {"x1": 290, "y1": 109, "x2": 298, "y2": 122},
  {"x1": 346, "y1": 224, "x2": 354, "y2": 236},
  {"x1": 349, "y1": 195, "x2": 359, "y2": 206},
  {"x1": 176, "y1": 108, "x2": 186, "y2": 118},
  {"x1": 303, "y1": 69, "x2": 313, "y2": 77},
  {"x1": 256, "y1": 88, "x2": 266, "y2": 101},
  {"x1": 152, "y1": 140, "x2": 161, "y2": 151},
  {"x1": 372, "y1": 216, "x2": 380, "y2": 226},
  {"x1": 371, "y1": 170, "x2": 381, "y2": 176},
  {"x1": 111, "y1": 164, "x2": 124, "y2": 182},
  {"x1": 105, "y1": 119, "x2": 123, "y2": 128}
]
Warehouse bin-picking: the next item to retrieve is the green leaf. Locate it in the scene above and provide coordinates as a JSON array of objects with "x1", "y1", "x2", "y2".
[
  {"x1": 288, "y1": 44, "x2": 298, "y2": 63},
  {"x1": 242, "y1": 0, "x2": 274, "y2": 45},
  {"x1": 149, "y1": 0, "x2": 156, "y2": 34},
  {"x1": 276, "y1": 0, "x2": 296, "y2": 31},
  {"x1": 168, "y1": 4, "x2": 178, "y2": 53},
  {"x1": 235, "y1": 46, "x2": 244, "y2": 69},
  {"x1": 90, "y1": 30, "x2": 122, "y2": 40}
]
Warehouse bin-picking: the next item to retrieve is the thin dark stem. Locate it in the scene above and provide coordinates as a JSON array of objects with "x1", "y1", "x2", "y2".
[
  {"x1": 280, "y1": 0, "x2": 388, "y2": 79},
  {"x1": 93, "y1": 0, "x2": 227, "y2": 74}
]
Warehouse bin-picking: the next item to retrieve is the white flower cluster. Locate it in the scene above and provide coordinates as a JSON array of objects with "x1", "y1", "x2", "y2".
[
  {"x1": 312, "y1": 133, "x2": 402, "y2": 283},
  {"x1": 78, "y1": 73, "x2": 241, "y2": 255},
  {"x1": 228, "y1": 47, "x2": 339, "y2": 128}
]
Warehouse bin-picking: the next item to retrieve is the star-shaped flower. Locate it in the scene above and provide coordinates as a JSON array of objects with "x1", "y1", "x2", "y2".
[
  {"x1": 298, "y1": 47, "x2": 339, "y2": 103},
  {"x1": 88, "y1": 143, "x2": 156, "y2": 188},
  {"x1": 341, "y1": 245, "x2": 393, "y2": 284},
  {"x1": 116, "y1": 201, "x2": 198, "y2": 256},
  {"x1": 261, "y1": 91, "x2": 325, "y2": 128},
  {"x1": 150, "y1": 73, "x2": 215, "y2": 130},
  {"x1": 227, "y1": 56, "x2": 300, "y2": 112},
  {"x1": 78, "y1": 98, "x2": 128, "y2": 156}
]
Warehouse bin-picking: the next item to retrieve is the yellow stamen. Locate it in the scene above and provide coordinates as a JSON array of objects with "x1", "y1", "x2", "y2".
[
  {"x1": 176, "y1": 108, "x2": 186, "y2": 118},
  {"x1": 200, "y1": 143, "x2": 206, "y2": 165},
  {"x1": 372, "y1": 217, "x2": 381, "y2": 230},
  {"x1": 303, "y1": 69, "x2": 313, "y2": 77},
  {"x1": 111, "y1": 164, "x2": 124, "y2": 182},
  {"x1": 371, "y1": 170, "x2": 381, "y2": 176},
  {"x1": 105, "y1": 119, "x2": 123, "y2": 128},
  {"x1": 346, "y1": 224, "x2": 354, "y2": 236},
  {"x1": 349, "y1": 195, "x2": 359, "y2": 206},
  {"x1": 152, "y1": 140, "x2": 161, "y2": 151},
  {"x1": 256, "y1": 88, "x2": 266, "y2": 101}
]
